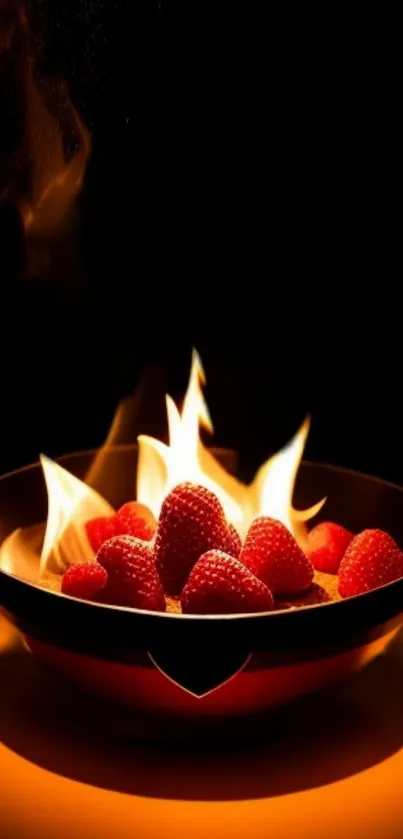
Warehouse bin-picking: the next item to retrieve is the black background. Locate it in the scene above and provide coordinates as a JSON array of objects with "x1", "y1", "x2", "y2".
[{"x1": 0, "y1": 2, "x2": 400, "y2": 484}]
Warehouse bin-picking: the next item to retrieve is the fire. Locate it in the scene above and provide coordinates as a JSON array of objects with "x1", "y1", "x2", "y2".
[
  {"x1": 39, "y1": 455, "x2": 113, "y2": 576},
  {"x1": 22, "y1": 73, "x2": 91, "y2": 237},
  {"x1": 0, "y1": 3, "x2": 90, "y2": 256},
  {"x1": 248, "y1": 417, "x2": 326, "y2": 548},
  {"x1": 34, "y1": 350, "x2": 324, "y2": 578},
  {"x1": 137, "y1": 351, "x2": 246, "y2": 527},
  {"x1": 137, "y1": 350, "x2": 324, "y2": 539}
]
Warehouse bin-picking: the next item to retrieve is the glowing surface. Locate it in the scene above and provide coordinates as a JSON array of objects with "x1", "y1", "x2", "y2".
[{"x1": 1, "y1": 615, "x2": 403, "y2": 839}]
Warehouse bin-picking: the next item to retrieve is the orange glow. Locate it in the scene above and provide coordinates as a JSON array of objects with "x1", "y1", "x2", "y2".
[
  {"x1": 0, "y1": 5, "x2": 91, "y2": 280},
  {"x1": 137, "y1": 350, "x2": 324, "y2": 540},
  {"x1": 39, "y1": 455, "x2": 114, "y2": 576},
  {"x1": 248, "y1": 417, "x2": 326, "y2": 548},
  {"x1": 38, "y1": 349, "x2": 324, "y2": 576},
  {"x1": 137, "y1": 351, "x2": 246, "y2": 526},
  {"x1": 22, "y1": 70, "x2": 91, "y2": 236}
]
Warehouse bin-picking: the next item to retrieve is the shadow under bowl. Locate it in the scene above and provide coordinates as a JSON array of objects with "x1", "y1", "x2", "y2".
[{"x1": 1, "y1": 447, "x2": 403, "y2": 734}]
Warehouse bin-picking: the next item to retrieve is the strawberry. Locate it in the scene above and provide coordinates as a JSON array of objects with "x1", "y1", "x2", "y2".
[
  {"x1": 154, "y1": 482, "x2": 230, "y2": 595},
  {"x1": 225, "y1": 523, "x2": 242, "y2": 558},
  {"x1": 97, "y1": 535, "x2": 166, "y2": 611},
  {"x1": 85, "y1": 516, "x2": 120, "y2": 553},
  {"x1": 61, "y1": 561, "x2": 107, "y2": 601},
  {"x1": 181, "y1": 550, "x2": 274, "y2": 614},
  {"x1": 116, "y1": 501, "x2": 156, "y2": 542},
  {"x1": 338, "y1": 529, "x2": 403, "y2": 597},
  {"x1": 241, "y1": 516, "x2": 314, "y2": 595},
  {"x1": 307, "y1": 521, "x2": 354, "y2": 574},
  {"x1": 86, "y1": 502, "x2": 156, "y2": 554}
]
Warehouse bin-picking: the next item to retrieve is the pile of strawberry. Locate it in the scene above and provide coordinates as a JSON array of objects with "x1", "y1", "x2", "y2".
[{"x1": 60, "y1": 481, "x2": 403, "y2": 614}]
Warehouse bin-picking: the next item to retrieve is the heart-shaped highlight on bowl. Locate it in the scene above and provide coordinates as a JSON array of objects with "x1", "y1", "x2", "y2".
[{"x1": 148, "y1": 647, "x2": 252, "y2": 697}]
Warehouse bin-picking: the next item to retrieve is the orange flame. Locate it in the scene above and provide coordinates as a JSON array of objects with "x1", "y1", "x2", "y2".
[
  {"x1": 137, "y1": 350, "x2": 325, "y2": 539},
  {"x1": 22, "y1": 71, "x2": 91, "y2": 236},
  {"x1": 36, "y1": 350, "x2": 325, "y2": 577},
  {"x1": 248, "y1": 417, "x2": 326, "y2": 548},
  {"x1": 137, "y1": 351, "x2": 246, "y2": 526},
  {"x1": 0, "y1": 4, "x2": 90, "y2": 242},
  {"x1": 39, "y1": 455, "x2": 113, "y2": 576}
]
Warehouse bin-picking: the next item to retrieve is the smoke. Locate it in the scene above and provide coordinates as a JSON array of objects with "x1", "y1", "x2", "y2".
[{"x1": 0, "y1": 0, "x2": 91, "y2": 282}]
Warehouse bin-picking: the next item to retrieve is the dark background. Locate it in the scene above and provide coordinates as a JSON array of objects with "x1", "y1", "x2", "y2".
[{"x1": 0, "y1": 2, "x2": 399, "y2": 484}]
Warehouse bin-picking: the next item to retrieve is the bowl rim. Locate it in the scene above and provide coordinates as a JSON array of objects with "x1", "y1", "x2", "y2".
[{"x1": 1, "y1": 447, "x2": 403, "y2": 624}]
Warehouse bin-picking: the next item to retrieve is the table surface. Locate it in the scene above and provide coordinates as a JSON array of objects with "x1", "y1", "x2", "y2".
[{"x1": 1, "y1": 615, "x2": 403, "y2": 839}]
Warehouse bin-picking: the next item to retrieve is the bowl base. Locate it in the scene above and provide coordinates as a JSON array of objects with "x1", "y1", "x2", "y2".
[{"x1": 23, "y1": 629, "x2": 398, "y2": 734}]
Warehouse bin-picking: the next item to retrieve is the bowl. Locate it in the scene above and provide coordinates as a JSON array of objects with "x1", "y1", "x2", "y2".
[{"x1": 1, "y1": 447, "x2": 403, "y2": 733}]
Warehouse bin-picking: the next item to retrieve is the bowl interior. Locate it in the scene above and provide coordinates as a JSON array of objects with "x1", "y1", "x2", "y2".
[
  {"x1": 1, "y1": 447, "x2": 403, "y2": 582},
  {"x1": 1, "y1": 447, "x2": 403, "y2": 684},
  {"x1": 0, "y1": 446, "x2": 239, "y2": 582}
]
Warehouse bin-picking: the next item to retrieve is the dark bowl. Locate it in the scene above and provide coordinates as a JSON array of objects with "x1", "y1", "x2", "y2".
[{"x1": 1, "y1": 447, "x2": 403, "y2": 731}]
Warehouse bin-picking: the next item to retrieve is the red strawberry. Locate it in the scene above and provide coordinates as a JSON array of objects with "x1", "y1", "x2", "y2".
[
  {"x1": 307, "y1": 521, "x2": 354, "y2": 574},
  {"x1": 85, "y1": 516, "x2": 120, "y2": 553},
  {"x1": 86, "y1": 502, "x2": 156, "y2": 554},
  {"x1": 241, "y1": 516, "x2": 314, "y2": 595},
  {"x1": 338, "y1": 529, "x2": 403, "y2": 597},
  {"x1": 97, "y1": 535, "x2": 165, "y2": 611},
  {"x1": 181, "y1": 550, "x2": 274, "y2": 614},
  {"x1": 61, "y1": 561, "x2": 107, "y2": 601},
  {"x1": 225, "y1": 523, "x2": 242, "y2": 558},
  {"x1": 154, "y1": 482, "x2": 230, "y2": 595},
  {"x1": 116, "y1": 501, "x2": 156, "y2": 541}
]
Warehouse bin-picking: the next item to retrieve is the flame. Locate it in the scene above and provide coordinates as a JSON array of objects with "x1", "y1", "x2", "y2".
[
  {"x1": 137, "y1": 350, "x2": 246, "y2": 526},
  {"x1": 36, "y1": 350, "x2": 325, "y2": 577},
  {"x1": 137, "y1": 350, "x2": 324, "y2": 540},
  {"x1": 22, "y1": 71, "x2": 91, "y2": 237},
  {"x1": 248, "y1": 417, "x2": 326, "y2": 548},
  {"x1": 39, "y1": 455, "x2": 114, "y2": 576},
  {"x1": 0, "y1": 3, "x2": 90, "y2": 251}
]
